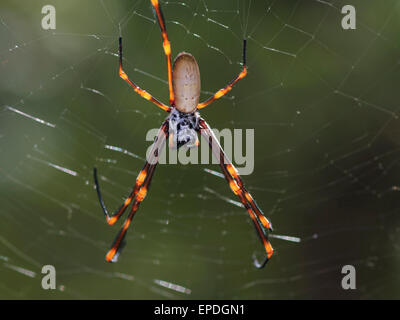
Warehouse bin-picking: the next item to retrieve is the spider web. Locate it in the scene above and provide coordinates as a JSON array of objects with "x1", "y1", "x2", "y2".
[{"x1": 0, "y1": 0, "x2": 399, "y2": 299}]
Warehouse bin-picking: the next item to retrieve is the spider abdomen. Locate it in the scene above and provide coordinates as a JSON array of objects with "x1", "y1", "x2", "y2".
[{"x1": 172, "y1": 52, "x2": 201, "y2": 113}]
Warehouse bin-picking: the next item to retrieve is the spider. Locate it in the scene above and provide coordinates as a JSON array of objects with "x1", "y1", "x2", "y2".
[{"x1": 93, "y1": 0, "x2": 274, "y2": 268}]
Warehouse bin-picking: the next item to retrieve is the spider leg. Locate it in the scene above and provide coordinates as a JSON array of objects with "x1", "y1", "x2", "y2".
[
  {"x1": 103, "y1": 122, "x2": 169, "y2": 262},
  {"x1": 93, "y1": 122, "x2": 168, "y2": 226},
  {"x1": 197, "y1": 40, "x2": 247, "y2": 110},
  {"x1": 118, "y1": 37, "x2": 171, "y2": 112},
  {"x1": 105, "y1": 163, "x2": 158, "y2": 262},
  {"x1": 198, "y1": 118, "x2": 273, "y2": 267},
  {"x1": 150, "y1": 0, "x2": 175, "y2": 106},
  {"x1": 199, "y1": 119, "x2": 272, "y2": 231}
]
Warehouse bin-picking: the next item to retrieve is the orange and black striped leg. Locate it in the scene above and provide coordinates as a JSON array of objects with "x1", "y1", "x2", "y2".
[
  {"x1": 199, "y1": 119, "x2": 272, "y2": 231},
  {"x1": 93, "y1": 121, "x2": 168, "y2": 227},
  {"x1": 221, "y1": 168, "x2": 273, "y2": 268},
  {"x1": 150, "y1": 0, "x2": 174, "y2": 106},
  {"x1": 118, "y1": 37, "x2": 171, "y2": 112},
  {"x1": 94, "y1": 164, "x2": 147, "y2": 226},
  {"x1": 224, "y1": 163, "x2": 272, "y2": 231},
  {"x1": 102, "y1": 121, "x2": 169, "y2": 262},
  {"x1": 197, "y1": 39, "x2": 247, "y2": 110},
  {"x1": 105, "y1": 164, "x2": 157, "y2": 262},
  {"x1": 198, "y1": 119, "x2": 273, "y2": 267}
]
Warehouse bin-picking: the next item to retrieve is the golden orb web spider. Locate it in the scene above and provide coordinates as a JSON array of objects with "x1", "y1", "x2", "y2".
[{"x1": 93, "y1": 0, "x2": 274, "y2": 268}]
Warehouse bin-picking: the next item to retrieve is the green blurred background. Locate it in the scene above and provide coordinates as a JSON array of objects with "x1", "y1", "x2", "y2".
[{"x1": 0, "y1": 0, "x2": 399, "y2": 299}]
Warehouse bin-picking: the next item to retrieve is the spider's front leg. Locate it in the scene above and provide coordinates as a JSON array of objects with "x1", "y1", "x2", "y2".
[
  {"x1": 94, "y1": 122, "x2": 168, "y2": 225},
  {"x1": 198, "y1": 118, "x2": 273, "y2": 268},
  {"x1": 105, "y1": 164, "x2": 158, "y2": 262},
  {"x1": 94, "y1": 121, "x2": 169, "y2": 262}
]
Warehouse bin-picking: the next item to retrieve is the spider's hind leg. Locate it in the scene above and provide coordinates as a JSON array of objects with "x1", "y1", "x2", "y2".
[{"x1": 150, "y1": 0, "x2": 175, "y2": 106}]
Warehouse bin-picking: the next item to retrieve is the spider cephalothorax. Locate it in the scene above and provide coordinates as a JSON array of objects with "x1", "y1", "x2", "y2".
[
  {"x1": 93, "y1": 0, "x2": 273, "y2": 268},
  {"x1": 168, "y1": 108, "x2": 200, "y2": 149}
]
